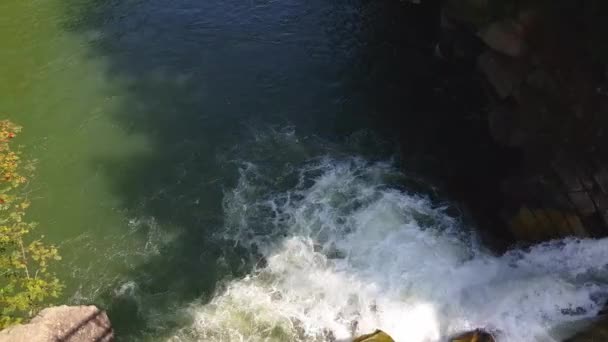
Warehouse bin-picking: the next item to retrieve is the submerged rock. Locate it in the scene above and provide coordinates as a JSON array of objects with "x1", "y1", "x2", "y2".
[
  {"x1": 353, "y1": 329, "x2": 395, "y2": 342},
  {"x1": 450, "y1": 329, "x2": 495, "y2": 342},
  {"x1": 565, "y1": 315, "x2": 608, "y2": 341},
  {"x1": 352, "y1": 329, "x2": 495, "y2": 342},
  {"x1": 0, "y1": 305, "x2": 113, "y2": 342}
]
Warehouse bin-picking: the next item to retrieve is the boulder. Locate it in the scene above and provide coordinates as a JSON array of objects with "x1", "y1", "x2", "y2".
[
  {"x1": 0, "y1": 305, "x2": 113, "y2": 342},
  {"x1": 478, "y1": 51, "x2": 525, "y2": 99},
  {"x1": 569, "y1": 192, "x2": 598, "y2": 216},
  {"x1": 594, "y1": 167, "x2": 608, "y2": 194},
  {"x1": 488, "y1": 105, "x2": 526, "y2": 147},
  {"x1": 450, "y1": 329, "x2": 495, "y2": 342},
  {"x1": 353, "y1": 329, "x2": 494, "y2": 342},
  {"x1": 443, "y1": 0, "x2": 491, "y2": 28},
  {"x1": 479, "y1": 20, "x2": 527, "y2": 57},
  {"x1": 353, "y1": 329, "x2": 395, "y2": 342},
  {"x1": 509, "y1": 206, "x2": 587, "y2": 241}
]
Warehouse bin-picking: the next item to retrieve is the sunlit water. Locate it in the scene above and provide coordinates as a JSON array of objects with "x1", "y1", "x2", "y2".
[
  {"x1": 172, "y1": 148, "x2": 608, "y2": 341},
  {"x1": 1, "y1": 0, "x2": 608, "y2": 341}
]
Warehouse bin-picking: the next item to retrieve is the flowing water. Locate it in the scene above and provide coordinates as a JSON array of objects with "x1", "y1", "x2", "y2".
[{"x1": 2, "y1": 0, "x2": 608, "y2": 341}]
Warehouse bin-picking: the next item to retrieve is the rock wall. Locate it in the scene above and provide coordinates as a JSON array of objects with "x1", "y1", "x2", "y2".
[
  {"x1": 0, "y1": 305, "x2": 113, "y2": 342},
  {"x1": 439, "y1": 0, "x2": 608, "y2": 241}
]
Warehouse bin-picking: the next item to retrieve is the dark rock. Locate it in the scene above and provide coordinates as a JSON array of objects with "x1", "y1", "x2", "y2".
[
  {"x1": 564, "y1": 315, "x2": 608, "y2": 341},
  {"x1": 509, "y1": 206, "x2": 587, "y2": 241},
  {"x1": 600, "y1": 209, "x2": 608, "y2": 227},
  {"x1": 479, "y1": 20, "x2": 527, "y2": 57},
  {"x1": 450, "y1": 329, "x2": 495, "y2": 342},
  {"x1": 553, "y1": 163, "x2": 584, "y2": 192},
  {"x1": 442, "y1": 0, "x2": 608, "y2": 242},
  {"x1": 443, "y1": 0, "x2": 490, "y2": 28},
  {"x1": 436, "y1": 26, "x2": 485, "y2": 61},
  {"x1": 569, "y1": 191, "x2": 597, "y2": 216},
  {"x1": 594, "y1": 167, "x2": 608, "y2": 194},
  {"x1": 526, "y1": 68, "x2": 558, "y2": 93},
  {"x1": 488, "y1": 105, "x2": 526, "y2": 147},
  {"x1": 478, "y1": 51, "x2": 525, "y2": 99}
]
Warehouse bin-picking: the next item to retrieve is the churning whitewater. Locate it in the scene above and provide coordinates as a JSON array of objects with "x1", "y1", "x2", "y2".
[{"x1": 171, "y1": 154, "x2": 608, "y2": 342}]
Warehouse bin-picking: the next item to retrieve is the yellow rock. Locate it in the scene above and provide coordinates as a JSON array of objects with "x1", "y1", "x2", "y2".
[
  {"x1": 353, "y1": 329, "x2": 495, "y2": 342},
  {"x1": 509, "y1": 206, "x2": 587, "y2": 241},
  {"x1": 450, "y1": 329, "x2": 495, "y2": 342},
  {"x1": 353, "y1": 330, "x2": 395, "y2": 342}
]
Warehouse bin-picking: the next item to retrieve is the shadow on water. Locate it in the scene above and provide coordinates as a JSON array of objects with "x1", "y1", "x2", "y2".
[{"x1": 60, "y1": 0, "x2": 513, "y2": 338}]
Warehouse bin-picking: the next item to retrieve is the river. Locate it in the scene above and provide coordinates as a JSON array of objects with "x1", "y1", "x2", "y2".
[{"x1": 1, "y1": 0, "x2": 608, "y2": 341}]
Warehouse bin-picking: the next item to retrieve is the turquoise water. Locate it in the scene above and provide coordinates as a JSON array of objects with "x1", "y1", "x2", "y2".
[{"x1": 2, "y1": 0, "x2": 608, "y2": 341}]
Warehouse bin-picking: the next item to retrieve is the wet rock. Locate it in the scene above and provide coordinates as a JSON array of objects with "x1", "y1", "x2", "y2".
[
  {"x1": 564, "y1": 315, "x2": 608, "y2": 341},
  {"x1": 436, "y1": 25, "x2": 485, "y2": 61},
  {"x1": 594, "y1": 167, "x2": 608, "y2": 194},
  {"x1": 480, "y1": 20, "x2": 527, "y2": 57},
  {"x1": 600, "y1": 210, "x2": 608, "y2": 227},
  {"x1": 441, "y1": 0, "x2": 608, "y2": 241},
  {"x1": 553, "y1": 162, "x2": 585, "y2": 192},
  {"x1": 443, "y1": 0, "x2": 490, "y2": 28},
  {"x1": 450, "y1": 329, "x2": 495, "y2": 342},
  {"x1": 526, "y1": 68, "x2": 558, "y2": 93},
  {"x1": 0, "y1": 305, "x2": 113, "y2": 342},
  {"x1": 478, "y1": 51, "x2": 525, "y2": 99},
  {"x1": 509, "y1": 206, "x2": 586, "y2": 241},
  {"x1": 353, "y1": 329, "x2": 395, "y2": 342},
  {"x1": 488, "y1": 105, "x2": 526, "y2": 147},
  {"x1": 569, "y1": 192, "x2": 597, "y2": 217},
  {"x1": 589, "y1": 189, "x2": 608, "y2": 226}
]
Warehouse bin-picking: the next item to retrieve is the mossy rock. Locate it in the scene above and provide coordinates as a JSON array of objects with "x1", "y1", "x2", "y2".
[{"x1": 353, "y1": 330, "x2": 395, "y2": 342}]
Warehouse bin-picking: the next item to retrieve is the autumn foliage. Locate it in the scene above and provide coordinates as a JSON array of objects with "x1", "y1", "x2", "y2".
[{"x1": 0, "y1": 121, "x2": 62, "y2": 328}]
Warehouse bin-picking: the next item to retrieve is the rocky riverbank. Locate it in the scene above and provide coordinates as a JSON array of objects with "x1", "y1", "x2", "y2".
[
  {"x1": 437, "y1": 0, "x2": 608, "y2": 242},
  {"x1": 0, "y1": 306, "x2": 113, "y2": 342},
  {"x1": 431, "y1": 1, "x2": 608, "y2": 338}
]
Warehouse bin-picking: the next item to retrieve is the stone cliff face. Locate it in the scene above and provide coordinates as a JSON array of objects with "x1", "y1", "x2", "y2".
[
  {"x1": 439, "y1": 0, "x2": 608, "y2": 242},
  {"x1": 435, "y1": 2, "x2": 608, "y2": 336},
  {"x1": 0, "y1": 305, "x2": 113, "y2": 342}
]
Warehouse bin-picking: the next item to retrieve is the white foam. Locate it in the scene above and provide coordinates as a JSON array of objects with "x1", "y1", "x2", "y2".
[{"x1": 173, "y1": 158, "x2": 608, "y2": 342}]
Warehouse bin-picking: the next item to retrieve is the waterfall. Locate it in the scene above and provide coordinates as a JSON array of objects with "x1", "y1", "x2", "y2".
[{"x1": 170, "y1": 156, "x2": 608, "y2": 342}]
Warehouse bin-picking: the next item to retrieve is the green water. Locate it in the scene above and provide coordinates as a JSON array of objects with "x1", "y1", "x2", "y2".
[{"x1": 1, "y1": 0, "x2": 162, "y2": 334}]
